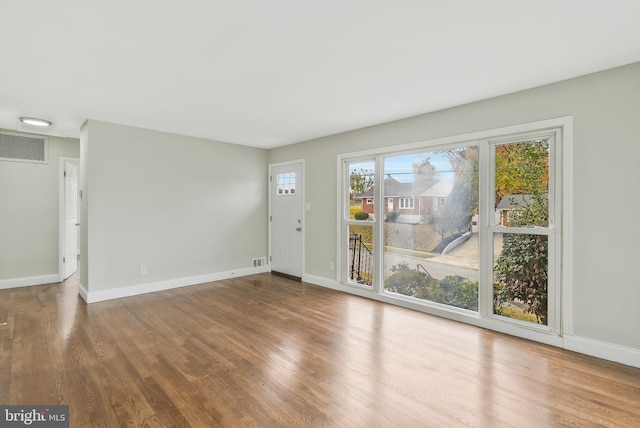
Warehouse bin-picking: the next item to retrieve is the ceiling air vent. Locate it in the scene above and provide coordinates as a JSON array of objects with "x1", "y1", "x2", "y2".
[{"x1": 0, "y1": 132, "x2": 47, "y2": 163}]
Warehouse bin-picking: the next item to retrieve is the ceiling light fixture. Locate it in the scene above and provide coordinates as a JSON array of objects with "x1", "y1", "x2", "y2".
[{"x1": 19, "y1": 117, "x2": 52, "y2": 127}]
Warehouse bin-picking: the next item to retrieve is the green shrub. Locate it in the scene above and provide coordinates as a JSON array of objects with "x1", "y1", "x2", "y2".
[
  {"x1": 385, "y1": 263, "x2": 478, "y2": 311},
  {"x1": 385, "y1": 211, "x2": 399, "y2": 222},
  {"x1": 354, "y1": 211, "x2": 370, "y2": 220}
]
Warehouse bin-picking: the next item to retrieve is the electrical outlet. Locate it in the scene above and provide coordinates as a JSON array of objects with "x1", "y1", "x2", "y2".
[
  {"x1": 329, "y1": 262, "x2": 335, "y2": 271},
  {"x1": 139, "y1": 265, "x2": 148, "y2": 275}
]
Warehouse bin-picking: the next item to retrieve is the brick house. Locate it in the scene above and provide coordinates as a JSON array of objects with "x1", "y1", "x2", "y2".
[
  {"x1": 357, "y1": 176, "x2": 454, "y2": 223},
  {"x1": 496, "y1": 194, "x2": 533, "y2": 226}
]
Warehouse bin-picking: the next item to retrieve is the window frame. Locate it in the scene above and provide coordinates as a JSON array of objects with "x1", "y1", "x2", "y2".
[
  {"x1": 484, "y1": 132, "x2": 560, "y2": 334},
  {"x1": 342, "y1": 157, "x2": 378, "y2": 290},
  {"x1": 399, "y1": 197, "x2": 414, "y2": 210},
  {"x1": 336, "y1": 117, "x2": 572, "y2": 346}
]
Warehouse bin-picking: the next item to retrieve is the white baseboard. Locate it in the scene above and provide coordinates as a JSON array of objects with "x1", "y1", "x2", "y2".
[
  {"x1": 303, "y1": 274, "x2": 640, "y2": 369},
  {"x1": 0, "y1": 274, "x2": 59, "y2": 290},
  {"x1": 84, "y1": 265, "x2": 269, "y2": 303},
  {"x1": 78, "y1": 282, "x2": 89, "y2": 302},
  {"x1": 302, "y1": 274, "x2": 346, "y2": 291},
  {"x1": 563, "y1": 335, "x2": 640, "y2": 368}
]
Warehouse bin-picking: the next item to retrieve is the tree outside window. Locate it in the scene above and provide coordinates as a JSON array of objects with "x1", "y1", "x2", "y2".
[{"x1": 493, "y1": 139, "x2": 550, "y2": 325}]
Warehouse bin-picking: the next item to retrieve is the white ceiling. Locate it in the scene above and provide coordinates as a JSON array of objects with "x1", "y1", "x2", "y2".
[{"x1": 1, "y1": 1, "x2": 640, "y2": 149}]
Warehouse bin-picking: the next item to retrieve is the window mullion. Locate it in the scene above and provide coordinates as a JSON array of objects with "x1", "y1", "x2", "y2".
[
  {"x1": 492, "y1": 226, "x2": 552, "y2": 235},
  {"x1": 478, "y1": 140, "x2": 492, "y2": 318},
  {"x1": 373, "y1": 155, "x2": 385, "y2": 294}
]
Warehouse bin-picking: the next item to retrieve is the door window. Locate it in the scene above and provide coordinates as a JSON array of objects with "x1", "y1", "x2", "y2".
[{"x1": 277, "y1": 172, "x2": 296, "y2": 195}]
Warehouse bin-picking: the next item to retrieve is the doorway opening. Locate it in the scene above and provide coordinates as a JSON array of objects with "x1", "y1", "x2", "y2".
[{"x1": 59, "y1": 157, "x2": 80, "y2": 281}]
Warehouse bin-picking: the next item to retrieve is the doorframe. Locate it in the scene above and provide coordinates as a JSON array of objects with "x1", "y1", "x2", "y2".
[
  {"x1": 268, "y1": 159, "x2": 305, "y2": 277},
  {"x1": 58, "y1": 156, "x2": 80, "y2": 282}
]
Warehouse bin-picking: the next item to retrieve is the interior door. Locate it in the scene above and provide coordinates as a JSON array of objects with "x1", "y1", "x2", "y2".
[
  {"x1": 270, "y1": 162, "x2": 303, "y2": 277},
  {"x1": 63, "y1": 161, "x2": 79, "y2": 279}
]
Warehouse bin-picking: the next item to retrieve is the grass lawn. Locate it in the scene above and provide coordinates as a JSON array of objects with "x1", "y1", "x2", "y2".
[
  {"x1": 349, "y1": 222, "x2": 443, "y2": 253},
  {"x1": 349, "y1": 204, "x2": 363, "y2": 218},
  {"x1": 495, "y1": 307, "x2": 539, "y2": 323},
  {"x1": 384, "y1": 223, "x2": 441, "y2": 252}
]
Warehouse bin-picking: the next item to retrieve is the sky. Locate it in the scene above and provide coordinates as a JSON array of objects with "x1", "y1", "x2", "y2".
[{"x1": 349, "y1": 151, "x2": 454, "y2": 183}]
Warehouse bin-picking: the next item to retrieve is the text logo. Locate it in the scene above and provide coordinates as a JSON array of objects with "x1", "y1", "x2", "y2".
[{"x1": 1, "y1": 406, "x2": 69, "y2": 427}]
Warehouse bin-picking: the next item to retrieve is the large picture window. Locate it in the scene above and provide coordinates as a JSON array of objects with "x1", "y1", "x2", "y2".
[
  {"x1": 382, "y1": 146, "x2": 479, "y2": 312},
  {"x1": 339, "y1": 119, "x2": 568, "y2": 340}
]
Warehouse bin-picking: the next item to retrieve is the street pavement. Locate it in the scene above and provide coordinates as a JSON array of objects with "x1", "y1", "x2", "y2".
[{"x1": 383, "y1": 233, "x2": 503, "y2": 282}]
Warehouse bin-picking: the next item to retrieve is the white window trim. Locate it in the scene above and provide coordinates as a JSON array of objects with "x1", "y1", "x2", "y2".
[
  {"x1": 483, "y1": 131, "x2": 560, "y2": 335},
  {"x1": 336, "y1": 117, "x2": 573, "y2": 348},
  {"x1": 399, "y1": 197, "x2": 414, "y2": 209},
  {"x1": 342, "y1": 157, "x2": 378, "y2": 289}
]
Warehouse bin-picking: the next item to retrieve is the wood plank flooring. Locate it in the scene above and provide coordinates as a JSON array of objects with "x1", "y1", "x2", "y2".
[{"x1": 1, "y1": 273, "x2": 639, "y2": 427}]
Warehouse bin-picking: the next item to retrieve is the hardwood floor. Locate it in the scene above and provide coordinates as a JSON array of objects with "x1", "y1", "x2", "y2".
[{"x1": 1, "y1": 273, "x2": 639, "y2": 427}]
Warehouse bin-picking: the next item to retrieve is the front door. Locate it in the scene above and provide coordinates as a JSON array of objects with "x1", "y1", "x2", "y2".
[
  {"x1": 63, "y1": 161, "x2": 79, "y2": 279},
  {"x1": 270, "y1": 162, "x2": 303, "y2": 278}
]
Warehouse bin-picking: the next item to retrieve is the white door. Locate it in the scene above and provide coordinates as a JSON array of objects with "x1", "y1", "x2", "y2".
[
  {"x1": 63, "y1": 161, "x2": 79, "y2": 279},
  {"x1": 270, "y1": 162, "x2": 303, "y2": 277}
]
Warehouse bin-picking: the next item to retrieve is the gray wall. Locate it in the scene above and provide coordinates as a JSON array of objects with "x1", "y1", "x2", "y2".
[
  {"x1": 0, "y1": 133, "x2": 79, "y2": 281},
  {"x1": 80, "y1": 120, "x2": 268, "y2": 292},
  {"x1": 79, "y1": 124, "x2": 89, "y2": 288},
  {"x1": 268, "y1": 62, "x2": 640, "y2": 350},
  {"x1": 4, "y1": 62, "x2": 638, "y2": 359}
]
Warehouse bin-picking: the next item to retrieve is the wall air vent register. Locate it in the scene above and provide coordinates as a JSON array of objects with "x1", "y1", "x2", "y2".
[{"x1": 0, "y1": 132, "x2": 47, "y2": 163}]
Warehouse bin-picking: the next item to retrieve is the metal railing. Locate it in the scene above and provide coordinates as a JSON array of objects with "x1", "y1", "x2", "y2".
[
  {"x1": 417, "y1": 263, "x2": 433, "y2": 278},
  {"x1": 349, "y1": 233, "x2": 373, "y2": 285}
]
